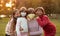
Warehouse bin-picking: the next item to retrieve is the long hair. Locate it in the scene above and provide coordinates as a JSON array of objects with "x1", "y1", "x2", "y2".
[{"x1": 10, "y1": 9, "x2": 18, "y2": 31}]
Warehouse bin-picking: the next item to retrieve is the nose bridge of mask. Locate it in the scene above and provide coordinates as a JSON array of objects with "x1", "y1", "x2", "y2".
[
  {"x1": 21, "y1": 12, "x2": 26, "y2": 15},
  {"x1": 21, "y1": 12, "x2": 26, "y2": 16}
]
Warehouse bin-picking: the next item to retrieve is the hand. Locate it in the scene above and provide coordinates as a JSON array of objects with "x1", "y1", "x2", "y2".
[
  {"x1": 20, "y1": 27, "x2": 23, "y2": 31},
  {"x1": 27, "y1": 16, "x2": 31, "y2": 21},
  {"x1": 36, "y1": 17, "x2": 39, "y2": 19}
]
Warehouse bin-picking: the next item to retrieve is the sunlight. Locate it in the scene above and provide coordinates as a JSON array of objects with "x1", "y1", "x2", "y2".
[
  {"x1": 6, "y1": 2, "x2": 12, "y2": 7},
  {"x1": 0, "y1": 4, "x2": 2, "y2": 7},
  {"x1": 0, "y1": 15, "x2": 6, "y2": 18}
]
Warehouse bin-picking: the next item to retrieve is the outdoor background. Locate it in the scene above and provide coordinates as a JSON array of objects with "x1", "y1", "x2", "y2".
[{"x1": 0, "y1": 0, "x2": 60, "y2": 36}]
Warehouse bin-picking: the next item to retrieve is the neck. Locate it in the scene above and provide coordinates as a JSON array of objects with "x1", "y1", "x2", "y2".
[{"x1": 39, "y1": 15, "x2": 43, "y2": 18}]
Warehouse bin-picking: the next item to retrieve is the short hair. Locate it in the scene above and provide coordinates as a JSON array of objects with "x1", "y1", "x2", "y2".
[
  {"x1": 19, "y1": 7, "x2": 27, "y2": 12},
  {"x1": 35, "y1": 7, "x2": 45, "y2": 14},
  {"x1": 19, "y1": 7, "x2": 28, "y2": 18},
  {"x1": 28, "y1": 8, "x2": 35, "y2": 14}
]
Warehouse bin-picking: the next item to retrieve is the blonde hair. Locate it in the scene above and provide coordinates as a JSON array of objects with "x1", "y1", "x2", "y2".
[{"x1": 35, "y1": 7, "x2": 45, "y2": 14}]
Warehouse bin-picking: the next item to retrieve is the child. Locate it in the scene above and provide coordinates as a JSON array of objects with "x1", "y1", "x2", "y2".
[
  {"x1": 27, "y1": 8, "x2": 43, "y2": 36},
  {"x1": 5, "y1": 18, "x2": 13, "y2": 36},
  {"x1": 27, "y1": 8, "x2": 35, "y2": 21},
  {"x1": 5, "y1": 9, "x2": 20, "y2": 36},
  {"x1": 35, "y1": 7, "x2": 56, "y2": 36},
  {"x1": 16, "y1": 7, "x2": 28, "y2": 36}
]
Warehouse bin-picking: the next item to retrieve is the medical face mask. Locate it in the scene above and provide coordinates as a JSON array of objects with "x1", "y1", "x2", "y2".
[
  {"x1": 28, "y1": 14, "x2": 35, "y2": 19},
  {"x1": 21, "y1": 12, "x2": 27, "y2": 17}
]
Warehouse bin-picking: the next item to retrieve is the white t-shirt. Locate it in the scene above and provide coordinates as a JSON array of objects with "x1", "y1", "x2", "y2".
[{"x1": 16, "y1": 17, "x2": 28, "y2": 36}]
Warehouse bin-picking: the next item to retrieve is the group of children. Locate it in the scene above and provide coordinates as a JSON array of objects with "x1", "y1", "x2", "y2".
[{"x1": 5, "y1": 7, "x2": 56, "y2": 36}]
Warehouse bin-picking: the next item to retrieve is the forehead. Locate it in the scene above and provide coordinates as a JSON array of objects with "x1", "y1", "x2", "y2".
[
  {"x1": 37, "y1": 9, "x2": 42, "y2": 12},
  {"x1": 15, "y1": 11, "x2": 19, "y2": 14},
  {"x1": 20, "y1": 11, "x2": 28, "y2": 13}
]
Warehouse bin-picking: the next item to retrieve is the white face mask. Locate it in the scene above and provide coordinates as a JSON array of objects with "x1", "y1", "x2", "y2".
[{"x1": 21, "y1": 12, "x2": 27, "y2": 17}]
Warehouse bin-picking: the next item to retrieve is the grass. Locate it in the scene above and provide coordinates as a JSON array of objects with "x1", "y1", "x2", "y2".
[
  {"x1": 0, "y1": 18, "x2": 9, "y2": 36},
  {"x1": 50, "y1": 19, "x2": 60, "y2": 36},
  {"x1": 0, "y1": 18, "x2": 60, "y2": 36}
]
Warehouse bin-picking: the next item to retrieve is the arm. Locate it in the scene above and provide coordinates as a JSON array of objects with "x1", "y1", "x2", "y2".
[
  {"x1": 16, "y1": 18, "x2": 21, "y2": 36},
  {"x1": 5, "y1": 19, "x2": 13, "y2": 33},
  {"x1": 37, "y1": 15, "x2": 50, "y2": 27},
  {"x1": 5, "y1": 22, "x2": 10, "y2": 33}
]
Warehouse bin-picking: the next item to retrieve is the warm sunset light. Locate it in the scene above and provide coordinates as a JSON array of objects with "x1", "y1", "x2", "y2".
[
  {"x1": 0, "y1": 4, "x2": 2, "y2": 7},
  {"x1": 0, "y1": 15, "x2": 6, "y2": 18},
  {"x1": 1, "y1": 0, "x2": 4, "y2": 3},
  {"x1": 6, "y1": 2, "x2": 12, "y2": 7},
  {"x1": 0, "y1": 0, "x2": 60, "y2": 36},
  {"x1": 13, "y1": 7, "x2": 16, "y2": 10}
]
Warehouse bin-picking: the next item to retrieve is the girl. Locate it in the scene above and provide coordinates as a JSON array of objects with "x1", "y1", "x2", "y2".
[
  {"x1": 16, "y1": 7, "x2": 29, "y2": 36},
  {"x1": 5, "y1": 9, "x2": 20, "y2": 36},
  {"x1": 35, "y1": 7, "x2": 56, "y2": 36},
  {"x1": 27, "y1": 8, "x2": 35, "y2": 21},
  {"x1": 27, "y1": 8, "x2": 43, "y2": 36}
]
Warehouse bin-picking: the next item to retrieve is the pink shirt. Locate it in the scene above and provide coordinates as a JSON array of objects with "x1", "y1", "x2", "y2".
[{"x1": 28, "y1": 19, "x2": 43, "y2": 36}]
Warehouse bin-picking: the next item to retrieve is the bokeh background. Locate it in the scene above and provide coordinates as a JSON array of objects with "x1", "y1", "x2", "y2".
[{"x1": 0, "y1": 0, "x2": 60, "y2": 36}]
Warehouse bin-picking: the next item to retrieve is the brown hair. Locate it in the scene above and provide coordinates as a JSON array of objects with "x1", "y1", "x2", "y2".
[
  {"x1": 19, "y1": 7, "x2": 27, "y2": 12},
  {"x1": 10, "y1": 9, "x2": 18, "y2": 31},
  {"x1": 35, "y1": 7, "x2": 45, "y2": 14},
  {"x1": 28, "y1": 8, "x2": 35, "y2": 14},
  {"x1": 19, "y1": 7, "x2": 28, "y2": 18}
]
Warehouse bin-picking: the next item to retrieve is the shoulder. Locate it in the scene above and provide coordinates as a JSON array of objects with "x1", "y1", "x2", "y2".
[
  {"x1": 9, "y1": 18, "x2": 13, "y2": 22},
  {"x1": 17, "y1": 18, "x2": 22, "y2": 22},
  {"x1": 17, "y1": 17, "x2": 23, "y2": 20},
  {"x1": 17, "y1": 17, "x2": 22, "y2": 19},
  {"x1": 43, "y1": 15, "x2": 48, "y2": 18},
  {"x1": 7, "y1": 18, "x2": 13, "y2": 25},
  {"x1": 17, "y1": 17, "x2": 27, "y2": 21}
]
